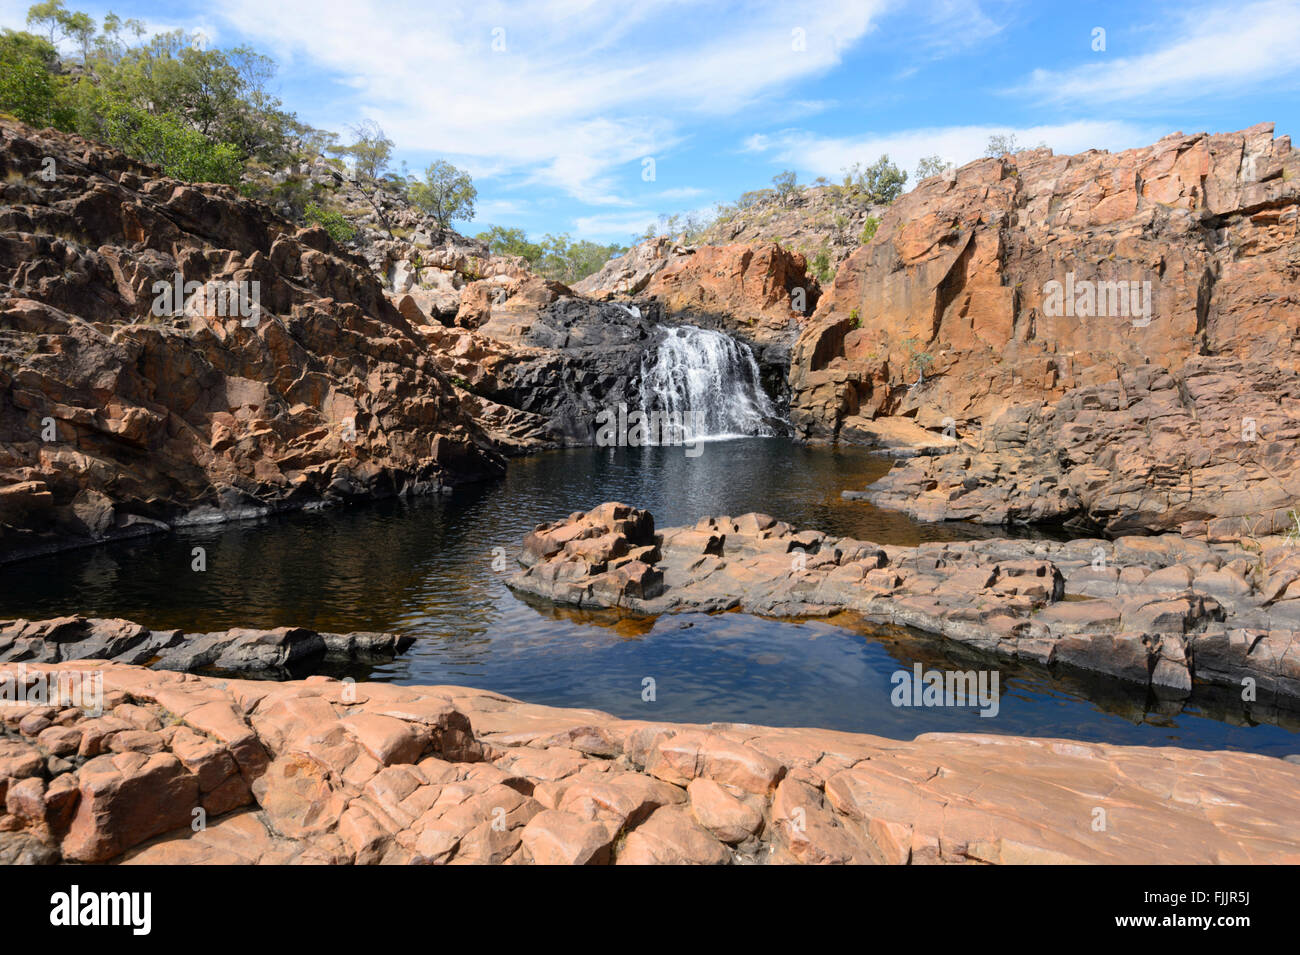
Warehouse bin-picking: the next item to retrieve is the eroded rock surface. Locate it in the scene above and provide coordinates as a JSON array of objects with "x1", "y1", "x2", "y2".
[
  {"x1": 0, "y1": 660, "x2": 1295, "y2": 864},
  {"x1": 510, "y1": 504, "x2": 1300, "y2": 701},
  {"x1": 0, "y1": 119, "x2": 504, "y2": 562},
  {"x1": 862, "y1": 356, "x2": 1300, "y2": 536}
]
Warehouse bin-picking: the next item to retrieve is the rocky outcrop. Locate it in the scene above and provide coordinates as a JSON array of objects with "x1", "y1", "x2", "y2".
[
  {"x1": 1, "y1": 659, "x2": 1296, "y2": 864},
  {"x1": 572, "y1": 235, "x2": 683, "y2": 299},
  {"x1": 385, "y1": 234, "x2": 525, "y2": 328},
  {"x1": 428, "y1": 287, "x2": 674, "y2": 446},
  {"x1": 575, "y1": 240, "x2": 815, "y2": 396},
  {"x1": 0, "y1": 617, "x2": 411, "y2": 676},
  {"x1": 510, "y1": 504, "x2": 1300, "y2": 702},
  {"x1": 381, "y1": 241, "x2": 799, "y2": 447},
  {"x1": 0, "y1": 119, "x2": 505, "y2": 562},
  {"x1": 691, "y1": 183, "x2": 888, "y2": 271},
  {"x1": 790, "y1": 123, "x2": 1300, "y2": 443},
  {"x1": 863, "y1": 356, "x2": 1300, "y2": 536}
]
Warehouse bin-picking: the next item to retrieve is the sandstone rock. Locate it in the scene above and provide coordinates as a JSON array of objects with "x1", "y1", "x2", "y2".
[
  {"x1": 615, "y1": 806, "x2": 731, "y2": 865},
  {"x1": 791, "y1": 124, "x2": 1300, "y2": 442},
  {"x1": 520, "y1": 809, "x2": 613, "y2": 864},
  {"x1": 509, "y1": 504, "x2": 1300, "y2": 700},
  {"x1": 62, "y1": 751, "x2": 199, "y2": 862},
  {"x1": 861, "y1": 358, "x2": 1300, "y2": 536},
  {"x1": 0, "y1": 660, "x2": 1297, "y2": 864},
  {"x1": 686, "y1": 778, "x2": 763, "y2": 843},
  {"x1": 0, "y1": 118, "x2": 504, "y2": 562}
]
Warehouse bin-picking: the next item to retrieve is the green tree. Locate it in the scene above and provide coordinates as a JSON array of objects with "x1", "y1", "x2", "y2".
[
  {"x1": 842, "y1": 155, "x2": 907, "y2": 205},
  {"x1": 810, "y1": 247, "x2": 833, "y2": 283},
  {"x1": 915, "y1": 154, "x2": 952, "y2": 180},
  {"x1": 99, "y1": 98, "x2": 242, "y2": 183},
  {"x1": 331, "y1": 119, "x2": 391, "y2": 183},
  {"x1": 409, "y1": 159, "x2": 476, "y2": 226},
  {"x1": 305, "y1": 201, "x2": 356, "y2": 243},
  {"x1": 984, "y1": 133, "x2": 1020, "y2": 157},
  {"x1": 328, "y1": 120, "x2": 395, "y2": 236},
  {"x1": 771, "y1": 169, "x2": 798, "y2": 203},
  {"x1": 528, "y1": 233, "x2": 628, "y2": 284},
  {"x1": 52, "y1": 11, "x2": 305, "y2": 167},
  {"x1": 25, "y1": 0, "x2": 68, "y2": 44},
  {"x1": 6, "y1": 3, "x2": 320, "y2": 191},
  {"x1": 0, "y1": 30, "x2": 69, "y2": 127},
  {"x1": 476, "y1": 225, "x2": 542, "y2": 263}
]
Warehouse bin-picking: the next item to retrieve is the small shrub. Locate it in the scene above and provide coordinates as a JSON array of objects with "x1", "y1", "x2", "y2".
[
  {"x1": 811, "y1": 248, "x2": 834, "y2": 284},
  {"x1": 304, "y1": 201, "x2": 356, "y2": 243}
]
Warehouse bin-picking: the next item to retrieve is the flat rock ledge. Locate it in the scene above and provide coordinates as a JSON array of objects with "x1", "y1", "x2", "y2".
[
  {"x1": 0, "y1": 661, "x2": 1297, "y2": 865},
  {"x1": 509, "y1": 503, "x2": 1300, "y2": 703},
  {"x1": 0, "y1": 617, "x2": 412, "y2": 676}
]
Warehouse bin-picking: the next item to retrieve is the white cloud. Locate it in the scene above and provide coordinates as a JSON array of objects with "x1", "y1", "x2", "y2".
[
  {"x1": 473, "y1": 198, "x2": 530, "y2": 220},
  {"x1": 571, "y1": 210, "x2": 660, "y2": 241},
  {"x1": 741, "y1": 120, "x2": 1161, "y2": 182},
  {"x1": 209, "y1": 0, "x2": 887, "y2": 203},
  {"x1": 1018, "y1": 0, "x2": 1300, "y2": 106}
]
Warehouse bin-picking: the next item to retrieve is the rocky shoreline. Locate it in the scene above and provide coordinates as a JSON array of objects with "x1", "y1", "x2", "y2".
[
  {"x1": 509, "y1": 503, "x2": 1300, "y2": 704},
  {"x1": 0, "y1": 658, "x2": 1296, "y2": 864}
]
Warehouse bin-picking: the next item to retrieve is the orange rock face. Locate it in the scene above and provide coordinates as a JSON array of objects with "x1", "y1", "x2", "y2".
[
  {"x1": 791, "y1": 123, "x2": 1300, "y2": 440},
  {"x1": 1, "y1": 660, "x2": 1297, "y2": 865},
  {"x1": 637, "y1": 242, "x2": 813, "y2": 351},
  {"x1": 578, "y1": 239, "x2": 815, "y2": 367}
]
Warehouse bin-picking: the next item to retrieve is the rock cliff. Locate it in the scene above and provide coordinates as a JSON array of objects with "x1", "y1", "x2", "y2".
[
  {"x1": 0, "y1": 119, "x2": 504, "y2": 561},
  {"x1": 790, "y1": 123, "x2": 1299, "y2": 440}
]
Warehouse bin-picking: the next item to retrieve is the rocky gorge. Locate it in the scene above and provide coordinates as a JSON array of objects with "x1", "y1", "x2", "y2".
[{"x1": 4, "y1": 116, "x2": 1300, "y2": 865}]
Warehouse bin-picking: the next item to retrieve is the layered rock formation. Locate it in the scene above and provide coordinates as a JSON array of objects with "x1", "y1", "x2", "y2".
[
  {"x1": 0, "y1": 617, "x2": 411, "y2": 676},
  {"x1": 0, "y1": 119, "x2": 504, "y2": 562},
  {"x1": 790, "y1": 123, "x2": 1299, "y2": 442},
  {"x1": 1, "y1": 659, "x2": 1296, "y2": 864},
  {"x1": 510, "y1": 503, "x2": 1300, "y2": 702}
]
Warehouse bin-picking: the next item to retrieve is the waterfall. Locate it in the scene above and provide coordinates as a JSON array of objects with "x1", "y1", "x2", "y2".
[{"x1": 638, "y1": 325, "x2": 778, "y2": 439}]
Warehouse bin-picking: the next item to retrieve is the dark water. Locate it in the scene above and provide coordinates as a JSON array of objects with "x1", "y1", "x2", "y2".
[{"x1": 1, "y1": 440, "x2": 1295, "y2": 756}]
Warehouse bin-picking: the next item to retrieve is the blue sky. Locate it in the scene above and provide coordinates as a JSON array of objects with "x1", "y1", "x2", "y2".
[{"x1": 5, "y1": 0, "x2": 1300, "y2": 243}]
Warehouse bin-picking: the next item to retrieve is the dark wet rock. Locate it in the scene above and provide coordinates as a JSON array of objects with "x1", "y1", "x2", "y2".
[{"x1": 0, "y1": 617, "x2": 411, "y2": 675}]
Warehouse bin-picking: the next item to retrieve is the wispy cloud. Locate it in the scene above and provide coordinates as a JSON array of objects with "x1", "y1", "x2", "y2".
[
  {"x1": 212, "y1": 0, "x2": 887, "y2": 203},
  {"x1": 742, "y1": 120, "x2": 1160, "y2": 181},
  {"x1": 1017, "y1": 0, "x2": 1300, "y2": 106},
  {"x1": 571, "y1": 210, "x2": 660, "y2": 241}
]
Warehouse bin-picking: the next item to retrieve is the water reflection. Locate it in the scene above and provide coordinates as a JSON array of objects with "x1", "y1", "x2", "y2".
[{"x1": 0, "y1": 440, "x2": 1295, "y2": 757}]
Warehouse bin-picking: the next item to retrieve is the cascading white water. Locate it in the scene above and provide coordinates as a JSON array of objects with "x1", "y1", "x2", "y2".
[{"x1": 638, "y1": 325, "x2": 778, "y2": 439}]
